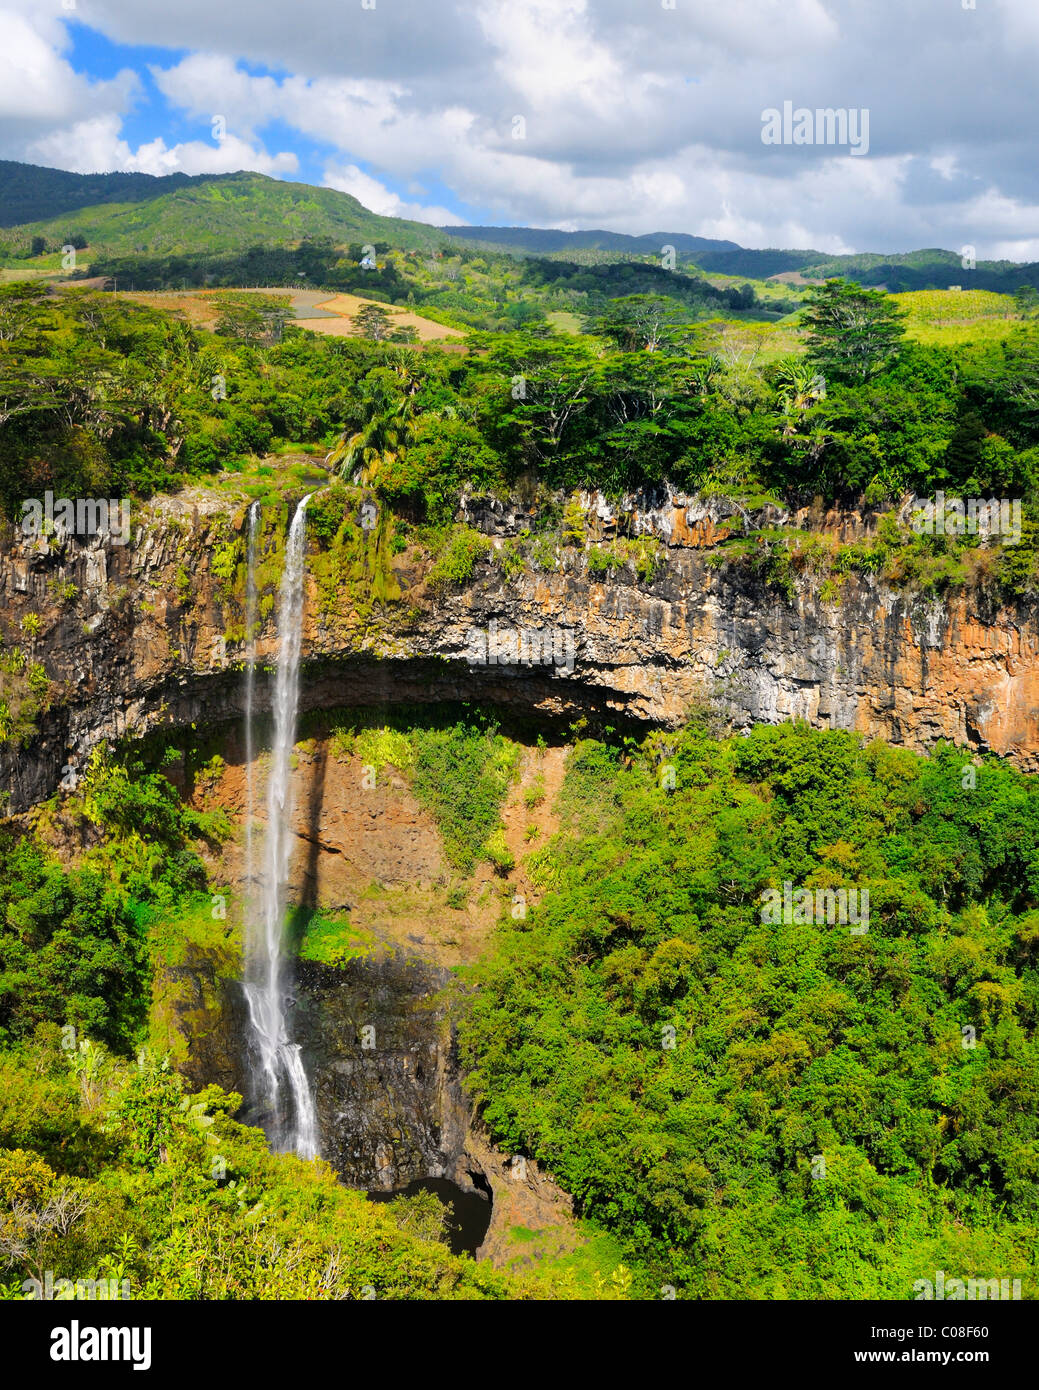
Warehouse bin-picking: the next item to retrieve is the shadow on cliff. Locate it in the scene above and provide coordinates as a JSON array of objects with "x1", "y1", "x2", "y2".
[{"x1": 292, "y1": 733, "x2": 331, "y2": 931}]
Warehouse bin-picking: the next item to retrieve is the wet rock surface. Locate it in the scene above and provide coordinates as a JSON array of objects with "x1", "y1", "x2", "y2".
[{"x1": 294, "y1": 953, "x2": 473, "y2": 1192}]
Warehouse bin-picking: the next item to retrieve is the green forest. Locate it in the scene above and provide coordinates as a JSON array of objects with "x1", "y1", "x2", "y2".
[
  {"x1": 460, "y1": 723, "x2": 1039, "y2": 1297},
  {"x1": 3, "y1": 167, "x2": 1039, "y2": 1303},
  {"x1": 3, "y1": 274, "x2": 1039, "y2": 602},
  {"x1": 2, "y1": 720, "x2": 1037, "y2": 1298}
]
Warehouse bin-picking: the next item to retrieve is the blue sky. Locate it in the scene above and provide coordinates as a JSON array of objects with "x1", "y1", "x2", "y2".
[
  {"x1": 2, "y1": 0, "x2": 1038, "y2": 258},
  {"x1": 54, "y1": 18, "x2": 477, "y2": 222}
]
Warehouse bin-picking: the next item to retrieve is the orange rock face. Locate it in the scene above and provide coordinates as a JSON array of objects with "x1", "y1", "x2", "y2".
[{"x1": 3, "y1": 490, "x2": 1039, "y2": 812}]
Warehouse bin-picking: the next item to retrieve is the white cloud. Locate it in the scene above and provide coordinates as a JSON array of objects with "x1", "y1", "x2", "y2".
[
  {"x1": 26, "y1": 114, "x2": 297, "y2": 177},
  {"x1": 25, "y1": 115, "x2": 135, "y2": 173},
  {"x1": 3, "y1": 0, "x2": 1039, "y2": 256},
  {"x1": 323, "y1": 164, "x2": 462, "y2": 225},
  {"x1": 0, "y1": 5, "x2": 136, "y2": 155},
  {"x1": 150, "y1": 54, "x2": 283, "y2": 143}
]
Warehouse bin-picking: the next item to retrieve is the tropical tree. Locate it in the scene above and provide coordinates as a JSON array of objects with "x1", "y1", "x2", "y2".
[
  {"x1": 588, "y1": 295, "x2": 692, "y2": 354},
  {"x1": 774, "y1": 357, "x2": 827, "y2": 436},
  {"x1": 326, "y1": 392, "x2": 417, "y2": 485},
  {"x1": 689, "y1": 353, "x2": 723, "y2": 396},
  {"x1": 214, "y1": 294, "x2": 290, "y2": 345},
  {"x1": 351, "y1": 303, "x2": 394, "y2": 342},
  {"x1": 802, "y1": 279, "x2": 907, "y2": 383}
]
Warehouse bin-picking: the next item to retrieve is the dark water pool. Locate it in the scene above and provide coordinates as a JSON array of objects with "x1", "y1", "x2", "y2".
[{"x1": 367, "y1": 1176, "x2": 492, "y2": 1258}]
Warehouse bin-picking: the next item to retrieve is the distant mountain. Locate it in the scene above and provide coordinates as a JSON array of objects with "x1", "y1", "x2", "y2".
[
  {"x1": 0, "y1": 160, "x2": 226, "y2": 228},
  {"x1": 1, "y1": 161, "x2": 1037, "y2": 294},
  {"x1": 691, "y1": 245, "x2": 1039, "y2": 291},
  {"x1": 802, "y1": 247, "x2": 1039, "y2": 292},
  {"x1": 441, "y1": 225, "x2": 1039, "y2": 291},
  {"x1": 441, "y1": 225, "x2": 740, "y2": 257},
  {"x1": 696, "y1": 248, "x2": 832, "y2": 277},
  {"x1": 0, "y1": 168, "x2": 450, "y2": 258}
]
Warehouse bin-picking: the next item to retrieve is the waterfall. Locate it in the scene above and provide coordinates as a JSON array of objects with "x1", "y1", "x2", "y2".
[
  {"x1": 242, "y1": 495, "x2": 319, "y2": 1159},
  {"x1": 243, "y1": 501, "x2": 260, "y2": 923}
]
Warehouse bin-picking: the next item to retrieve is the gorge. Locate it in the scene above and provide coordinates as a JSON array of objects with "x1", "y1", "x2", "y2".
[
  {"x1": 3, "y1": 471, "x2": 1039, "y2": 1291},
  {"x1": 3, "y1": 484, "x2": 1039, "y2": 821}
]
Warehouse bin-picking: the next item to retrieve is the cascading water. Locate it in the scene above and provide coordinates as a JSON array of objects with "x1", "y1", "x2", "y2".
[
  {"x1": 243, "y1": 495, "x2": 319, "y2": 1158},
  {"x1": 243, "y1": 501, "x2": 260, "y2": 918}
]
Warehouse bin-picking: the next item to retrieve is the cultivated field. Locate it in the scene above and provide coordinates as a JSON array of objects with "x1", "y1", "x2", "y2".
[
  {"x1": 305, "y1": 292, "x2": 462, "y2": 341},
  {"x1": 892, "y1": 288, "x2": 1023, "y2": 345},
  {"x1": 118, "y1": 286, "x2": 463, "y2": 341}
]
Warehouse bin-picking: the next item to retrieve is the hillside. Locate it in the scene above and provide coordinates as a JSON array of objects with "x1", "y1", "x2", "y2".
[
  {"x1": 805, "y1": 247, "x2": 1039, "y2": 292},
  {"x1": 440, "y1": 225, "x2": 740, "y2": 256},
  {"x1": 0, "y1": 170, "x2": 449, "y2": 259},
  {"x1": 442, "y1": 223, "x2": 1039, "y2": 291},
  {"x1": 2, "y1": 162, "x2": 1038, "y2": 298},
  {"x1": 0, "y1": 159, "x2": 225, "y2": 227}
]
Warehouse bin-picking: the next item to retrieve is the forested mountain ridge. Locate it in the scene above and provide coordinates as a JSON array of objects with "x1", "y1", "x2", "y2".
[
  {"x1": 439, "y1": 225, "x2": 741, "y2": 256},
  {"x1": 444, "y1": 223, "x2": 1039, "y2": 292},
  {"x1": 0, "y1": 160, "x2": 225, "y2": 227},
  {"x1": 0, "y1": 169, "x2": 450, "y2": 259},
  {"x1": 2, "y1": 160, "x2": 1038, "y2": 294}
]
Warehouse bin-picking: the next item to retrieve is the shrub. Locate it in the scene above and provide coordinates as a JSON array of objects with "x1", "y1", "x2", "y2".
[{"x1": 426, "y1": 526, "x2": 491, "y2": 597}]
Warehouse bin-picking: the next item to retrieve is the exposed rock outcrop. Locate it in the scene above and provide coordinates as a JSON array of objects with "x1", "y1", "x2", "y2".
[{"x1": 2, "y1": 485, "x2": 1037, "y2": 817}]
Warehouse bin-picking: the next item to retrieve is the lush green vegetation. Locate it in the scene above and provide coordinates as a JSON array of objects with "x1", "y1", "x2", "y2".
[
  {"x1": 75, "y1": 242, "x2": 771, "y2": 330},
  {"x1": 804, "y1": 248, "x2": 1039, "y2": 295},
  {"x1": 443, "y1": 224, "x2": 1039, "y2": 293},
  {"x1": 5, "y1": 160, "x2": 1036, "y2": 298},
  {"x1": 0, "y1": 1036, "x2": 528, "y2": 1300},
  {"x1": 5, "y1": 161, "x2": 1038, "y2": 1304},
  {"x1": 2, "y1": 706, "x2": 1038, "y2": 1300},
  {"x1": 0, "y1": 283, "x2": 378, "y2": 512},
  {"x1": 0, "y1": 741, "x2": 602, "y2": 1300},
  {"x1": 458, "y1": 721, "x2": 1039, "y2": 1298},
  {"x1": 0, "y1": 161, "x2": 226, "y2": 230},
  {"x1": 0, "y1": 172, "x2": 444, "y2": 261},
  {"x1": 4, "y1": 275, "x2": 1039, "y2": 606},
  {"x1": 0, "y1": 747, "x2": 227, "y2": 1052},
  {"x1": 321, "y1": 712, "x2": 520, "y2": 875}
]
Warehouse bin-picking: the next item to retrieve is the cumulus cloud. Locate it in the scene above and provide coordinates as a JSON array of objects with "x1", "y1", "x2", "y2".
[
  {"x1": 323, "y1": 164, "x2": 463, "y2": 225},
  {"x1": 0, "y1": 5, "x2": 136, "y2": 154},
  {"x1": 3, "y1": 0, "x2": 1039, "y2": 254},
  {"x1": 26, "y1": 114, "x2": 297, "y2": 178}
]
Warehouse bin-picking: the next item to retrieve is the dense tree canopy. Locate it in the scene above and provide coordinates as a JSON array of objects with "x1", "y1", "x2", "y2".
[{"x1": 459, "y1": 723, "x2": 1039, "y2": 1297}]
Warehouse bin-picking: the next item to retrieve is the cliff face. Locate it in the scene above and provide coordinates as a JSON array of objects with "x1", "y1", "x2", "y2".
[
  {"x1": 2, "y1": 485, "x2": 1038, "y2": 812},
  {"x1": 10, "y1": 480, "x2": 1033, "y2": 1270},
  {"x1": 295, "y1": 952, "x2": 470, "y2": 1192}
]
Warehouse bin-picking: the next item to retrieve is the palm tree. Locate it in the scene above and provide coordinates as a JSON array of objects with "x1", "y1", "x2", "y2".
[
  {"x1": 690, "y1": 353, "x2": 723, "y2": 396},
  {"x1": 775, "y1": 359, "x2": 826, "y2": 437},
  {"x1": 326, "y1": 394, "x2": 417, "y2": 486}
]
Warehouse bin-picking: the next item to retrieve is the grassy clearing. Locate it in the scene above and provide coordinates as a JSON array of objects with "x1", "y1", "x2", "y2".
[
  {"x1": 500, "y1": 1221, "x2": 638, "y2": 1297},
  {"x1": 545, "y1": 310, "x2": 584, "y2": 335},
  {"x1": 893, "y1": 289, "x2": 1023, "y2": 345}
]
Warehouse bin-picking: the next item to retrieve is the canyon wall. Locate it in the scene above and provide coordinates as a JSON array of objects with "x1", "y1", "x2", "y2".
[
  {"x1": 2, "y1": 485, "x2": 1038, "y2": 813},
  {"x1": 9, "y1": 480, "x2": 1036, "y2": 1265}
]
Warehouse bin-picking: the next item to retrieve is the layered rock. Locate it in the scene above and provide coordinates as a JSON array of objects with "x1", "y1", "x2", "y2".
[{"x1": 2, "y1": 486, "x2": 1038, "y2": 815}]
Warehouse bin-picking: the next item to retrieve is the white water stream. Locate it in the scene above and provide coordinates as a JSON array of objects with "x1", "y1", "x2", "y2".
[{"x1": 242, "y1": 496, "x2": 318, "y2": 1158}]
